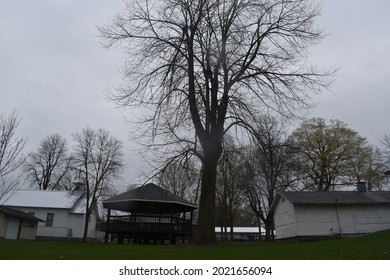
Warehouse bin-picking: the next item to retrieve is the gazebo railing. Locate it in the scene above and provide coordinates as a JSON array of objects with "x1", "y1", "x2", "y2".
[{"x1": 106, "y1": 213, "x2": 192, "y2": 234}]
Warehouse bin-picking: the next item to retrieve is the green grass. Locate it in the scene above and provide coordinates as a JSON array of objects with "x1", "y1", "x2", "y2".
[{"x1": 1, "y1": 231, "x2": 389, "y2": 260}]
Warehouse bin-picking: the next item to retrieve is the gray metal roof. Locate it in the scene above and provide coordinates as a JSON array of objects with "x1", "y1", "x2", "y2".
[
  {"x1": 103, "y1": 183, "x2": 197, "y2": 213},
  {"x1": 277, "y1": 191, "x2": 390, "y2": 205},
  {"x1": 269, "y1": 191, "x2": 390, "y2": 213},
  {"x1": 0, "y1": 189, "x2": 85, "y2": 212}
]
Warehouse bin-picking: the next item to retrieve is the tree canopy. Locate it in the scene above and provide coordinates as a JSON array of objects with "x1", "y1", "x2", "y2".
[
  {"x1": 24, "y1": 134, "x2": 73, "y2": 190},
  {"x1": 287, "y1": 118, "x2": 371, "y2": 191}
]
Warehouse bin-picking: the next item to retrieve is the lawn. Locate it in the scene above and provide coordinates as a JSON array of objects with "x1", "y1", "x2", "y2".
[{"x1": 0, "y1": 231, "x2": 389, "y2": 260}]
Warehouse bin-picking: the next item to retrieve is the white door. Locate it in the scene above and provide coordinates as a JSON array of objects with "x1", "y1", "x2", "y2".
[{"x1": 5, "y1": 217, "x2": 20, "y2": 240}]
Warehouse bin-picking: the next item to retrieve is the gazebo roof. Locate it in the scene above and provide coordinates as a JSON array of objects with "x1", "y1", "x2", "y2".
[{"x1": 103, "y1": 183, "x2": 197, "y2": 214}]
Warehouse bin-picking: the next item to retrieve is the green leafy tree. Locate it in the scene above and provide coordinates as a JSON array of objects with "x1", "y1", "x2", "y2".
[{"x1": 287, "y1": 118, "x2": 370, "y2": 191}]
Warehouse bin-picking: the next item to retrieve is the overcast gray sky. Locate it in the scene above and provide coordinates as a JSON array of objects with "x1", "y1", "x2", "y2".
[
  {"x1": 308, "y1": 0, "x2": 390, "y2": 144},
  {"x1": 1, "y1": 0, "x2": 390, "y2": 184}
]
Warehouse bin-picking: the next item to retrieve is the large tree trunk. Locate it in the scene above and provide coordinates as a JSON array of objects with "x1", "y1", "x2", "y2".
[
  {"x1": 264, "y1": 215, "x2": 273, "y2": 241},
  {"x1": 82, "y1": 215, "x2": 89, "y2": 243},
  {"x1": 82, "y1": 194, "x2": 90, "y2": 243},
  {"x1": 194, "y1": 138, "x2": 222, "y2": 244},
  {"x1": 82, "y1": 205, "x2": 89, "y2": 243},
  {"x1": 195, "y1": 157, "x2": 218, "y2": 244}
]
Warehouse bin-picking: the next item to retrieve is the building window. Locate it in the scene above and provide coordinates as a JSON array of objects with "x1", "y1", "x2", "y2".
[{"x1": 45, "y1": 213, "x2": 54, "y2": 227}]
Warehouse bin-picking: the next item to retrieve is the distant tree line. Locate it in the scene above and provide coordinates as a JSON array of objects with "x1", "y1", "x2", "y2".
[
  {"x1": 0, "y1": 111, "x2": 124, "y2": 242},
  {"x1": 22, "y1": 128, "x2": 124, "y2": 196},
  {"x1": 3, "y1": 109, "x2": 390, "y2": 242}
]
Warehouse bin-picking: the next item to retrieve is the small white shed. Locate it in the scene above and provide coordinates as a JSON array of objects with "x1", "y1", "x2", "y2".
[
  {"x1": 270, "y1": 190, "x2": 390, "y2": 240},
  {"x1": 0, "y1": 189, "x2": 99, "y2": 241},
  {"x1": 0, "y1": 205, "x2": 44, "y2": 240}
]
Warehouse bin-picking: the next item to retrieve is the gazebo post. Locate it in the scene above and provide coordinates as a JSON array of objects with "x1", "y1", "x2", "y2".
[
  {"x1": 132, "y1": 211, "x2": 138, "y2": 244},
  {"x1": 169, "y1": 209, "x2": 174, "y2": 244},
  {"x1": 182, "y1": 211, "x2": 186, "y2": 243},
  {"x1": 104, "y1": 208, "x2": 111, "y2": 243},
  {"x1": 189, "y1": 210, "x2": 194, "y2": 243}
]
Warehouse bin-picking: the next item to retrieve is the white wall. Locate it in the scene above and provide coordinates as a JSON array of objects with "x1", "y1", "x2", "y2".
[
  {"x1": 4, "y1": 217, "x2": 20, "y2": 240},
  {"x1": 9, "y1": 207, "x2": 97, "y2": 239},
  {"x1": 338, "y1": 205, "x2": 390, "y2": 234},
  {"x1": 68, "y1": 214, "x2": 84, "y2": 238},
  {"x1": 295, "y1": 205, "x2": 340, "y2": 236},
  {"x1": 69, "y1": 212, "x2": 97, "y2": 239},
  {"x1": 275, "y1": 203, "x2": 390, "y2": 239},
  {"x1": 273, "y1": 198, "x2": 297, "y2": 239},
  {"x1": 19, "y1": 223, "x2": 38, "y2": 240}
]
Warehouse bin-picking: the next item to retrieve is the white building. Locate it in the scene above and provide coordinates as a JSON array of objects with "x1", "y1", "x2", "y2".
[
  {"x1": 0, "y1": 205, "x2": 44, "y2": 240},
  {"x1": 270, "y1": 189, "x2": 390, "y2": 240},
  {"x1": 0, "y1": 189, "x2": 99, "y2": 241}
]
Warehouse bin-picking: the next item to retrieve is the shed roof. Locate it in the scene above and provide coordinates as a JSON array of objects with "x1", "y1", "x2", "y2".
[
  {"x1": 0, "y1": 205, "x2": 44, "y2": 222},
  {"x1": 270, "y1": 191, "x2": 390, "y2": 212},
  {"x1": 103, "y1": 183, "x2": 197, "y2": 214},
  {"x1": 0, "y1": 189, "x2": 85, "y2": 212}
]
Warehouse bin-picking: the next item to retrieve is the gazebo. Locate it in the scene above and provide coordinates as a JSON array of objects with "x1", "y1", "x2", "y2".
[{"x1": 102, "y1": 183, "x2": 197, "y2": 244}]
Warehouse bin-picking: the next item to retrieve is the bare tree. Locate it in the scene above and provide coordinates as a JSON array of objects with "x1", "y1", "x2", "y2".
[
  {"x1": 73, "y1": 127, "x2": 124, "y2": 242},
  {"x1": 376, "y1": 134, "x2": 390, "y2": 190},
  {"x1": 364, "y1": 145, "x2": 388, "y2": 191},
  {"x1": 0, "y1": 110, "x2": 26, "y2": 198},
  {"x1": 157, "y1": 159, "x2": 199, "y2": 204},
  {"x1": 24, "y1": 134, "x2": 73, "y2": 190},
  {"x1": 216, "y1": 140, "x2": 246, "y2": 241},
  {"x1": 99, "y1": 0, "x2": 332, "y2": 243},
  {"x1": 244, "y1": 115, "x2": 292, "y2": 240}
]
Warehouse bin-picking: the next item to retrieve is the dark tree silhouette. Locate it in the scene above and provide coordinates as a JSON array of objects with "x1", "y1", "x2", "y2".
[
  {"x1": 73, "y1": 127, "x2": 124, "y2": 242},
  {"x1": 99, "y1": 0, "x2": 332, "y2": 243},
  {"x1": 24, "y1": 134, "x2": 73, "y2": 190},
  {"x1": 0, "y1": 110, "x2": 26, "y2": 198},
  {"x1": 244, "y1": 115, "x2": 292, "y2": 240}
]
